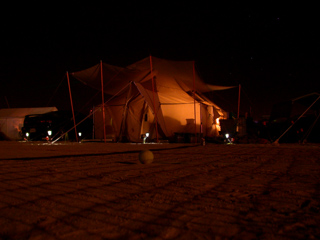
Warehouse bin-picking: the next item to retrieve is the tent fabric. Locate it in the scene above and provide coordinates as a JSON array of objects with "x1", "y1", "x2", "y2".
[
  {"x1": 72, "y1": 56, "x2": 231, "y2": 142},
  {"x1": 0, "y1": 107, "x2": 58, "y2": 140}
]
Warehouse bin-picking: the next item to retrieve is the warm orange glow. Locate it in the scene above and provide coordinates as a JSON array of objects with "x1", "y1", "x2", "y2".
[{"x1": 215, "y1": 118, "x2": 221, "y2": 132}]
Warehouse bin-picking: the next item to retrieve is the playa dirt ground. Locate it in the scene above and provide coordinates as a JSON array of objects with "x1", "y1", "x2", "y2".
[{"x1": 0, "y1": 141, "x2": 320, "y2": 239}]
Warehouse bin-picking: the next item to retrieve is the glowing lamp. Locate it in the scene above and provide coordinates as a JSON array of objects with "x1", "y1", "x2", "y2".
[
  {"x1": 47, "y1": 130, "x2": 52, "y2": 136},
  {"x1": 225, "y1": 133, "x2": 229, "y2": 139},
  {"x1": 143, "y1": 132, "x2": 149, "y2": 144},
  {"x1": 78, "y1": 132, "x2": 82, "y2": 137},
  {"x1": 26, "y1": 132, "x2": 29, "y2": 137}
]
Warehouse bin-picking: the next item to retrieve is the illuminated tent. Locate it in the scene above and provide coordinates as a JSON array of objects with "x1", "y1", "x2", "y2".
[
  {"x1": 0, "y1": 107, "x2": 58, "y2": 140},
  {"x1": 72, "y1": 57, "x2": 234, "y2": 142}
]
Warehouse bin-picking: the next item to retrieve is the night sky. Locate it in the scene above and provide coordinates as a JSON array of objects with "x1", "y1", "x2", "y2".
[{"x1": 1, "y1": 3, "x2": 319, "y2": 119}]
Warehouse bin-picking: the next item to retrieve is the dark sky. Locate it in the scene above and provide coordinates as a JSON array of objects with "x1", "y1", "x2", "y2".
[{"x1": 1, "y1": 3, "x2": 319, "y2": 119}]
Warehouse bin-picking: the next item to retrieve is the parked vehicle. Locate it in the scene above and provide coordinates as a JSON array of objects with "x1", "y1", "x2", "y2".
[{"x1": 21, "y1": 111, "x2": 92, "y2": 141}]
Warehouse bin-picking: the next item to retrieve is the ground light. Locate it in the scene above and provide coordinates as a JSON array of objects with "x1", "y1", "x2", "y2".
[
  {"x1": 142, "y1": 132, "x2": 149, "y2": 144},
  {"x1": 78, "y1": 132, "x2": 82, "y2": 142},
  {"x1": 225, "y1": 133, "x2": 232, "y2": 144},
  {"x1": 47, "y1": 130, "x2": 52, "y2": 141},
  {"x1": 24, "y1": 132, "x2": 30, "y2": 141}
]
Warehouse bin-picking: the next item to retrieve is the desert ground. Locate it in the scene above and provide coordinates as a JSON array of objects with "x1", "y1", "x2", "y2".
[{"x1": 0, "y1": 141, "x2": 319, "y2": 239}]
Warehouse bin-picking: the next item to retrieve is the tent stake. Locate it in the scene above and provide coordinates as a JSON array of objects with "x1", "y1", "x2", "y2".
[
  {"x1": 100, "y1": 60, "x2": 107, "y2": 143},
  {"x1": 66, "y1": 71, "x2": 79, "y2": 142}
]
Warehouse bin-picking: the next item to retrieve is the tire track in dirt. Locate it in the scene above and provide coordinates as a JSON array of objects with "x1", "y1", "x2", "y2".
[
  {"x1": 142, "y1": 146, "x2": 315, "y2": 239},
  {"x1": 61, "y1": 156, "x2": 252, "y2": 237},
  {"x1": 0, "y1": 146, "x2": 254, "y2": 238},
  {"x1": 233, "y1": 147, "x2": 320, "y2": 239},
  {"x1": 0, "y1": 144, "x2": 198, "y2": 161},
  {"x1": 255, "y1": 148, "x2": 320, "y2": 239},
  {"x1": 148, "y1": 150, "x2": 280, "y2": 238},
  {"x1": 97, "y1": 147, "x2": 282, "y2": 238},
  {"x1": 2, "y1": 145, "x2": 319, "y2": 239},
  {"x1": 61, "y1": 148, "x2": 267, "y2": 237},
  {"x1": 34, "y1": 146, "x2": 319, "y2": 239}
]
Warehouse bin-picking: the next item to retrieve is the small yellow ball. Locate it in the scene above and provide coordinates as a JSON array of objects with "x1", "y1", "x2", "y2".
[{"x1": 139, "y1": 150, "x2": 154, "y2": 164}]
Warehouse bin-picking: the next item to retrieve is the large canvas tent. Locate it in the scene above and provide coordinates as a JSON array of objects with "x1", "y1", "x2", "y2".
[
  {"x1": 0, "y1": 107, "x2": 58, "y2": 140},
  {"x1": 72, "y1": 57, "x2": 234, "y2": 142}
]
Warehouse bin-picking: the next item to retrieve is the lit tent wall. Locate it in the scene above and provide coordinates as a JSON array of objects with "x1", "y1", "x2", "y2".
[{"x1": 72, "y1": 57, "x2": 234, "y2": 142}]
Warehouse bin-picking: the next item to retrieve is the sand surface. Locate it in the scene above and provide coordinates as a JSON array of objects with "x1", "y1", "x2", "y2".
[{"x1": 0, "y1": 141, "x2": 320, "y2": 239}]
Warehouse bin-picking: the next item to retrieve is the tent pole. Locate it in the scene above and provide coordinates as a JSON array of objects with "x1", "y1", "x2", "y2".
[
  {"x1": 237, "y1": 84, "x2": 241, "y2": 119},
  {"x1": 274, "y1": 95, "x2": 320, "y2": 144},
  {"x1": 193, "y1": 61, "x2": 197, "y2": 143},
  {"x1": 92, "y1": 106, "x2": 95, "y2": 139},
  {"x1": 66, "y1": 71, "x2": 79, "y2": 142},
  {"x1": 100, "y1": 60, "x2": 106, "y2": 143},
  {"x1": 237, "y1": 84, "x2": 241, "y2": 135},
  {"x1": 149, "y1": 55, "x2": 159, "y2": 143},
  {"x1": 200, "y1": 104, "x2": 203, "y2": 136}
]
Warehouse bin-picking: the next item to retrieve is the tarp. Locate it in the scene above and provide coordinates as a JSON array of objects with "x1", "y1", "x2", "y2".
[
  {"x1": 72, "y1": 57, "x2": 233, "y2": 142},
  {"x1": 0, "y1": 107, "x2": 58, "y2": 140}
]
